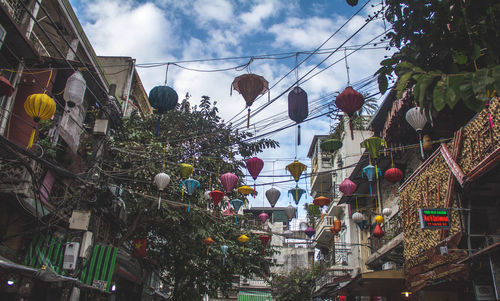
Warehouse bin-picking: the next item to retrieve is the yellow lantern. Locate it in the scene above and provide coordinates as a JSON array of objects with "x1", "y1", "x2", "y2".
[
  {"x1": 375, "y1": 215, "x2": 384, "y2": 224},
  {"x1": 180, "y1": 163, "x2": 193, "y2": 179},
  {"x1": 237, "y1": 185, "x2": 255, "y2": 196},
  {"x1": 285, "y1": 160, "x2": 307, "y2": 182},
  {"x1": 24, "y1": 93, "x2": 56, "y2": 148},
  {"x1": 238, "y1": 234, "x2": 250, "y2": 252}
]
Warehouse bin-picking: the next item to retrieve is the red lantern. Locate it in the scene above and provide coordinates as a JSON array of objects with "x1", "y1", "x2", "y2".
[
  {"x1": 372, "y1": 224, "x2": 385, "y2": 239},
  {"x1": 384, "y1": 168, "x2": 403, "y2": 196},
  {"x1": 339, "y1": 178, "x2": 357, "y2": 196},
  {"x1": 335, "y1": 87, "x2": 364, "y2": 140},
  {"x1": 209, "y1": 190, "x2": 225, "y2": 222},
  {"x1": 0, "y1": 76, "x2": 14, "y2": 97},
  {"x1": 203, "y1": 237, "x2": 215, "y2": 255},
  {"x1": 231, "y1": 74, "x2": 269, "y2": 128},
  {"x1": 259, "y1": 235, "x2": 271, "y2": 255},
  {"x1": 313, "y1": 196, "x2": 331, "y2": 207},
  {"x1": 132, "y1": 238, "x2": 147, "y2": 258}
]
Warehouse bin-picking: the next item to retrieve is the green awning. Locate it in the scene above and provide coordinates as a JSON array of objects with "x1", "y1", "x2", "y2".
[
  {"x1": 23, "y1": 235, "x2": 65, "y2": 275},
  {"x1": 79, "y1": 244, "x2": 117, "y2": 292},
  {"x1": 238, "y1": 290, "x2": 272, "y2": 301}
]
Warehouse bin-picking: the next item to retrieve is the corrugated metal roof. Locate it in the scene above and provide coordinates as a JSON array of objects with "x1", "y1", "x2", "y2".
[{"x1": 238, "y1": 291, "x2": 272, "y2": 301}]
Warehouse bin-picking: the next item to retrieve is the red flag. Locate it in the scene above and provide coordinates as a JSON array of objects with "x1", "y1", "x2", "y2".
[{"x1": 132, "y1": 239, "x2": 146, "y2": 258}]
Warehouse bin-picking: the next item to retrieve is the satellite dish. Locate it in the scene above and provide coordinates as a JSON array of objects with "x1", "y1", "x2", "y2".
[{"x1": 299, "y1": 222, "x2": 308, "y2": 231}]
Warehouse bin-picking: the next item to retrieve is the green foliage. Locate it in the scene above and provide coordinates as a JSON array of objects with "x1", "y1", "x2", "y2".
[
  {"x1": 272, "y1": 269, "x2": 317, "y2": 301},
  {"x1": 304, "y1": 203, "x2": 321, "y2": 228},
  {"x1": 102, "y1": 96, "x2": 279, "y2": 300},
  {"x1": 364, "y1": 0, "x2": 500, "y2": 113}
]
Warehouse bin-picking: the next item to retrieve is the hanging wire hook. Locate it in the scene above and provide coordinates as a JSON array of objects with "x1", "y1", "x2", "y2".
[
  {"x1": 344, "y1": 48, "x2": 350, "y2": 86},
  {"x1": 164, "y1": 63, "x2": 170, "y2": 86}
]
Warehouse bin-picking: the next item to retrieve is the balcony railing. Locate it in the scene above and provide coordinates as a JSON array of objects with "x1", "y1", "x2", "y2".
[
  {"x1": 370, "y1": 213, "x2": 402, "y2": 252},
  {"x1": 316, "y1": 216, "x2": 334, "y2": 232}
]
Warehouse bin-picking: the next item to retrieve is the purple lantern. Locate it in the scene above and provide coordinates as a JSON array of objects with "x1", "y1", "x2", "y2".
[
  {"x1": 288, "y1": 86, "x2": 308, "y2": 145},
  {"x1": 304, "y1": 227, "x2": 316, "y2": 238}
]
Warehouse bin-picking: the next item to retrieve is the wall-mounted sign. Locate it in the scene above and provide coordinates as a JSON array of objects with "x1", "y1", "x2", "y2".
[{"x1": 419, "y1": 208, "x2": 451, "y2": 229}]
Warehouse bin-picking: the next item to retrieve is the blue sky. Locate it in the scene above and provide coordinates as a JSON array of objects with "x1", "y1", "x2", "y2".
[{"x1": 70, "y1": 0, "x2": 390, "y2": 219}]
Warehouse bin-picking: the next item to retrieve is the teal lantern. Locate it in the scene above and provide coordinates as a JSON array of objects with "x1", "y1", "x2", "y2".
[
  {"x1": 221, "y1": 245, "x2": 228, "y2": 265},
  {"x1": 181, "y1": 178, "x2": 200, "y2": 212},
  {"x1": 149, "y1": 86, "x2": 179, "y2": 136},
  {"x1": 230, "y1": 199, "x2": 244, "y2": 225},
  {"x1": 288, "y1": 187, "x2": 306, "y2": 205},
  {"x1": 362, "y1": 165, "x2": 381, "y2": 196}
]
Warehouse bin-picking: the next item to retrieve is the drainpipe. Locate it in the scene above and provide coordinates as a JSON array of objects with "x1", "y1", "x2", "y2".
[
  {"x1": 0, "y1": 64, "x2": 24, "y2": 135},
  {"x1": 122, "y1": 59, "x2": 135, "y2": 116}
]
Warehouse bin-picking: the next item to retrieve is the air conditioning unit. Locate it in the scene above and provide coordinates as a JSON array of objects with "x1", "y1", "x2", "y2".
[
  {"x1": 93, "y1": 119, "x2": 109, "y2": 135},
  {"x1": 474, "y1": 285, "x2": 495, "y2": 300},
  {"x1": 63, "y1": 242, "x2": 80, "y2": 270}
]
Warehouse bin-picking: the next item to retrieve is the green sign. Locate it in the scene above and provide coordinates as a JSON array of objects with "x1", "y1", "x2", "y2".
[{"x1": 419, "y1": 208, "x2": 451, "y2": 229}]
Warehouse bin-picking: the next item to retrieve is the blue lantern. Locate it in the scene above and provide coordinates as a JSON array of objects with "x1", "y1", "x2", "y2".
[
  {"x1": 230, "y1": 199, "x2": 244, "y2": 225},
  {"x1": 181, "y1": 178, "x2": 200, "y2": 212},
  {"x1": 362, "y1": 165, "x2": 381, "y2": 196},
  {"x1": 220, "y1": 245, "x2": 228, "y2": 265},
  {"x1": 149, "y1": 86, "x2": 178, "y2": 136},
  {"x1": 288, "y1": 187, "x2": 306, "y2": 205}
]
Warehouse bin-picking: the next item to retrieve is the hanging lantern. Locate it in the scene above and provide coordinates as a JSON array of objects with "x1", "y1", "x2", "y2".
[
  {"x1": 313, "y1": 196, "x2": 331, "y2": 207},
  {"x1": 63, "y1": 71, "x2": 86, "y2": 107},
  {"x1": 24, "y1": 93, "x2": 56, "y2": 148},
  {"x1": 154, "y1": 172, "x2": 171, "y2": 209},
  {"x1": 284, "y1": 205, "x2": 297, "y2": 221},
  {"x1": 220, "y1": 245, "x2": 228, "y2": 265},
  {"x1": 288, "y1": 187, "x2": 306, "y2": 205},
  {"x1": 339, "y1": 178, "x2": 357, "y2": 196},
  {"x1": 333, "y1": 219, "x2": 342, "y2": 233},
  {"x1": 335, "y1": 86, "x2": 364, "y2": 140},
  {"x1": 382, "y1": 208, "x2": 392, "y2": 217},
  {"x1": 181, "y1": 179, "x2": 200, "y2": 212},
  {"x1": 203, "y1": 237, "x2": 215, "y2": 255},
  {"x1": 330, "y1": 226, "x2": 338, "y2": 236},
  {"x1": 246, "y1": 157, "x2": 264, "y2": 181},
  {"x1": 220, "y1": 172, "x2": 239, "y2": 194},
  {"x1": 405, "y1": 107, "x2": 428, "y2": 160},
  {"x1": 304, "y1": 227, "x2": 316, "y2": 238},
  {"x1": 259, "y1": 235, "x2": 271, "y2": 255},
  {"x1": 258, "y1": 212, "x2": 269, "y2": 223},
  {"x1": 237, "y1": 234, "x2": 250, "y2": 252},
  {"x1": 237, "y1": 185, "x2": 255, "y2": 196},
  {"x1": 265, "y1": 187, "x2": 281, "y2": 208},
  {"x1": 375, "y1": 215, "x2": 384, "y2": 224},
  {"x1": 285, "y1": 160, "x2": 307, "y2": 182},
  {"x1": 361, "y1": 137, "x2": 387, "y2": 161},
  {"x1": 204, "y1": 191, "x2": 211, "y2": 200},
  {"x1": 362, "y1": 165, "x2": 381, "y2": 196},
  {"x1": 209, "y1": 190, "x2": 225, "y2": 222},
  {"x1": 0, "y1": 75, "x2": 15, "y2": 97},
  {"x1": 288, "y1": 86, "x2": 308, "y2": 145},
  {"x1": 320, "y1": 138, "x2": 343, "y2": 153},
  {"x1": 352, "y1": 212, "x2": 364, "y2": 224},
  {"x1": 231, "y1": 74, "x2": 269, "y2": 128},
  {"x1": 372, "y1": 224, "x2": 385, "y2": 238},
  {"x1": 180, "y1": 163, "x2": 194, "y2": 179},
  {"x1": 422, "y1": 134, "x2": 433, "y2": 151},
  {"x1": 149, "y1": 85, "x2": 179, "y2": 136},
  {"x1": 385, "y1": 167, "x2": 403, "y2": 197},
  {"x1": 230, "y1": 199, "x2": 244, "y2": 224}
]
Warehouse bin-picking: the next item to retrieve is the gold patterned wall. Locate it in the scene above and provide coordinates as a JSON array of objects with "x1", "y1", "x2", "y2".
[{"x1": 400, "y1": 98, "x2": 499, "y2": 268}]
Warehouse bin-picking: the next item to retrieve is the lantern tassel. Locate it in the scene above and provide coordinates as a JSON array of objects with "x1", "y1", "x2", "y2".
[
  {"x1": 188, "y1": 200, "x2": 191, "y2": 212},
  {"x1": 158, "y1": 195, "x2": 161, "y2": 210},
  {"x1": 247, "y1": 108, "x2": 251, "y2": 128},
  {"x1": 214, "y1": 210, "x2": 217, "y2": 223},
  {"x1": 349, "y1": 118, "x2": 354, "y2": 140},
  {"x1": 393, "y1": 186, "x2": 396, "y2": 197},
  {"x1": 223, "y1": 256, "x2": 226, "y2": 265},
  {"x1": 155, "y1": 116, "x2": 161, "y2": 137},
  {"x1": 297, "y1": 124, "x2": 301, "y2": 145},
  {"x1": 28, "y1": 128, "x2": 36, "y2": 149},
  {"x1": 417, "y1": 131, "x2": 425, "y2": 160},
  {"x1": 235, "y1": 215, "x2": 237, "y2": 225},
  {"x1": 369, "y1": 183, "x2": 372, "y2": 196},
  {"x1": 206, "y1": 247, "x2": 209, "y2": 256}
]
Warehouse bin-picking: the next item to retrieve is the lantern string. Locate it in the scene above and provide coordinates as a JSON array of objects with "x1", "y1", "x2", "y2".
[
  {"x1": 295, "y1": 53, "x2": 299, "y2": 87},
  {"x1": 45, "y1": 68, "x2": 53, "y2": 91},
  {"x1": 344, "y1": 48, "x2": 350, "y2": 86},
  {"x1": 164, "y1": 63, "x2": 170, "y2": 86}
]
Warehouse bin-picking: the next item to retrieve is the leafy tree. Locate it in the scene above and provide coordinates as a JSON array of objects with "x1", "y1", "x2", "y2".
[
  {"x1": 272, "y1": 268, "x2": 317, "y2": 301},
  {"x1": 352, "y1": 0, "x2": 500, "y2": 114},
  {"x1": 101, "y1": 96, "x2": 279, "y2": 300}
]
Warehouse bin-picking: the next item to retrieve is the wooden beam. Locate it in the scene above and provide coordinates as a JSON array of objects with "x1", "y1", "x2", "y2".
[{"x1": 440, "y1": 143, "x2": 465, "y2": 186}]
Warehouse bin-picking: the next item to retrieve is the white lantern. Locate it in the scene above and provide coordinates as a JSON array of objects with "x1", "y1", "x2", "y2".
[
  {"x1": 284, "y1": 205, "x2": 296, "y2": 221},
  {"x1": 204, "y1": 191, "x2": 211, "y2": 200},
  {"x1": 405, "y1": 107, "x2": 427, "y2": 132},
  {"x1": 405, "y1": 107, "x2": 428, "y2": 159},
  {"x1": 352, "y1": 212, "x2": 364, "y2": 224},
  {"x1": 265, "y1": 187, "x2": 281, "y2": 208},
  {"x1": 63, "y1": 71, "x2": 86, "y2": 107},
  {"x1": 154, "y1": 172, "x2": 170, "y2": 190},
  {"x1": 382, "y1": 208, "x2": 392, "y2": 217}
]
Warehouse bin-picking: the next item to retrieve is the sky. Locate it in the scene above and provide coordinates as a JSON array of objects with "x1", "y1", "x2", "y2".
[{"x1": 69, "y1": 0, "x2": 391, "y2": 218}]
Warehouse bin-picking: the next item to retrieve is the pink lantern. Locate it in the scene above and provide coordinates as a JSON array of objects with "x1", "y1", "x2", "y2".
[
  {"x1": 259, "y1": 212, "x2": 269, "y2": 223},
  {"x1": 339, "y1": 178, "x2": 357, "y2": 196},
  {"x1": 220, "y1": 172, "x2": 238, "y2": 194},
  {"x1": 246, "y1": 157, "x2": 264, "y2": 180}
]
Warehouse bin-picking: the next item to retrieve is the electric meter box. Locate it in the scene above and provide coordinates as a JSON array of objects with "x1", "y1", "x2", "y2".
[{"x1": 63, "y1": 242, "x2": 80, "y2": 270}]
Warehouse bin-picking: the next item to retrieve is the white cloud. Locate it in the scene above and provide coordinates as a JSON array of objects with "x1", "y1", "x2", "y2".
[
  {"x1": 193, "y1": 0, "x2": 234, "y2": 24},
  {"x1": 240, "y1": 2, "x2": 275, "y2": 30}
]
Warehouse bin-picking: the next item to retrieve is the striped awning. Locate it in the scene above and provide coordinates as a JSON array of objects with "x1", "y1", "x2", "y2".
[
  {"x1": 23, "y1": 235, "x2": 65, "y2": 275},
  {"x1": 79, "y1": 244, "x2": 117, "y2": 292},
  {"x1": 238, "y1": 291, "x2": 272, "y2": 301}
]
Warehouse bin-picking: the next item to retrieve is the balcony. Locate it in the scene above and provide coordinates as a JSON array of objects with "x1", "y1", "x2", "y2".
[
  {"x1": 366, "y1": 213, "x2": 404, "y2": 269},
  {"x1": 314, "y1": 216, "x2": 334, "y2": 247}
]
